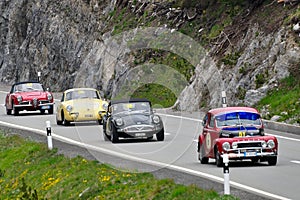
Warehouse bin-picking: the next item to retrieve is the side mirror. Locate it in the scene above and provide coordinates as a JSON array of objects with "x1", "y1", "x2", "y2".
[{"x1": 202, "y1": 119, "x2": 206, "y2": 126}]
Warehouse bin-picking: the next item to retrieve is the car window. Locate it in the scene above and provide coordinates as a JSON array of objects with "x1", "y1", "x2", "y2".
[
  {"x1": 14, "y1": 83, "x2": 44, "y2": 92},
  {"x1": 209, "y1": 115, "x2": 215, "y2": 128},
  {"x1": 65, "y1": 90, "x2": 100, "y2": 100},
  {"x1": 215, "y1": 111, "x2": 262, "y2": 127},
  {"x1": 112, "y1": 102, "x2": 151, "y2": 114}
]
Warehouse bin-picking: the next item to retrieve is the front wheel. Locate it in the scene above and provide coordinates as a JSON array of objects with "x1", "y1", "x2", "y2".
[
  {"x1": 110, "y1": 124, "x2": 119, "y2": 143},
  {"x1": 13, "y1": 102, "x2": 19, "y2": 116},
  {"x1": 6, "y1": 107, "x2": 12, "y2": 115},
  {"x1": 48, "y1": 106, "x2": 54, "y2": 114},
  {"x1": 61, "y1": 111, "x2": 70, "y2": 126},
  {"x1": 156, "y1": 128, "x2": 164, "y2": 141},
  {"x1": 268, "y1": 156, "x2": 277, "y2": 166},
  {"x1": 215, "y1": 148, "x2": 223, "y2": 167}
]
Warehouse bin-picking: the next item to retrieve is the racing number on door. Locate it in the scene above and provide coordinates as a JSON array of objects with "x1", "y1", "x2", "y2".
[{"x1": 206, "y1": 132, "x2": 212, "y2": 149}]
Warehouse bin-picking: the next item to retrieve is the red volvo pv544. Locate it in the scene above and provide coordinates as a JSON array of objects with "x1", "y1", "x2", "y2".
[{"x1": 197, "y1": 107, "x2": 278, "y2": 167}]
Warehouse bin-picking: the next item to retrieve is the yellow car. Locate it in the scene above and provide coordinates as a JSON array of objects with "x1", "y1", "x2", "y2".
[{"x1": 56, "y1": 88, "x2": 108, "y2": 126}]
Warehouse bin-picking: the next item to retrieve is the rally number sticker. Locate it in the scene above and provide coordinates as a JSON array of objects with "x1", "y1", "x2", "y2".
[{"x1": 206, "y1": 132, "x2": 212, "y2": 149}]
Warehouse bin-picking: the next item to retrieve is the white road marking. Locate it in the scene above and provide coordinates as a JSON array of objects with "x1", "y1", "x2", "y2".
[
  {"x1": 291, "y1": 160, "x2": 300, "y2": 165},
  {"x1": 0, "y1": 120, "x2": 290, "y2": 200}
]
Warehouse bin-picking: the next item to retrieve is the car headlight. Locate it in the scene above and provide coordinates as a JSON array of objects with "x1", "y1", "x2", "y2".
[
  {"x1": 102, "y1": 102, "x2": 108, "y2": 111},
  {"x1": 115, "y1": 118, "x2": 123, "y2": 126},
  {"x1": 17, "y1": 96, "x2": 22, "y2": 102},
  {"x1": 261, "y1": 141, "x2": 267, "y2": 148},
  {"x1": 232, "y1": 142, "x2": 238, "y2": 149},
  {"x1": 152, "y1": 115, "x2": 160, "y2": 124},
  {"x1": 267, "y1": 140, "x2": 275, "y2": 148},
  {"x1": 222, "y1": 142, "x2": 230, "y2": 151},
  {"x1": 66, "y1": 105, "x2": 73, "y2": 112},
  {"x1": 47, "y1": 94, "x2": 53, "y2": 101}
]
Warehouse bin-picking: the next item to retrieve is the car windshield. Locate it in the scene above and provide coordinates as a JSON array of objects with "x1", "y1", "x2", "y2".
[
  {"x1": 14, "y1": 83, "x2": 44, "y2": 92},
  {"x1": 65, "y1": 90, "x2": 100, "y2": 100},
  {"x1": 215, "y1": 111, "x2": 261, "y2": 127},
  {"x1": 112, "y1": 102, "x2": 151, "y2": 115}
]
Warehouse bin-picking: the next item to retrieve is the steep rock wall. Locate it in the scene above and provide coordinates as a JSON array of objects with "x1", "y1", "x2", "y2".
[{"x1": 0, "y1": 0, "x2": 299, "y2": 110}]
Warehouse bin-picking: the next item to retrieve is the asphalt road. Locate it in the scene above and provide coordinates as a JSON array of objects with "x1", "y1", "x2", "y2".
[{"x1": 0, "y1": 89, "x2": 300, "y2": 200}]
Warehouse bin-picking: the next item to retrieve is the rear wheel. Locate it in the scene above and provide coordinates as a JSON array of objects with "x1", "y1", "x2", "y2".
[
  {"x1": 156, "y1": 128, "x2": 164, "y2": 141},
  {"x1": 199, "y1": 143, "x2": 209, "y2": 164}
]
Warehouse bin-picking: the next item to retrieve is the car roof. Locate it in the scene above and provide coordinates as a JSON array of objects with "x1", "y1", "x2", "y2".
[
  {"x1": 110, "y1": 98, "x2": 151, "y2": 105},
  {"x1": 208, "y1": 107, "x2": 259, "y2": 115},
  {"x1": 12, "y1": 81, "x2": 40, "y2": 86},
  {"x1": 64, "y1": 88, "x2": 98, "y2": 93}
]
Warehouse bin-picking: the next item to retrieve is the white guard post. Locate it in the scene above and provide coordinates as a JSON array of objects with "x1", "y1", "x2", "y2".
[
  {"x1": 222, "y1": 91, "x2": 227, "y2": 108},
  {"x1": 46, "y1": 120, "x2": 53, "y2": 150},
  {"x1": 223, "y1": 153, "x2": 230, "y2": 195},
  {"x1": 38, "y1": 71, "x2": 41, "y2": 82}
]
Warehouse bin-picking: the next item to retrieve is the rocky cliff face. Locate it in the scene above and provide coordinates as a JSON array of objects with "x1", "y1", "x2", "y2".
[{"x1": 0, "y1": 0, "x2": 299, "y2": 111}]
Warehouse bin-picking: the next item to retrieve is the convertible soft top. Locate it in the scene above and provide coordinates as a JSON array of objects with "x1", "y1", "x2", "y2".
[{"x1": 109, "y1": 98, "x2": 151, "y2": 106}]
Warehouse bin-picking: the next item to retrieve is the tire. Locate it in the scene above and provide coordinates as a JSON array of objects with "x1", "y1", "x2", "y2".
[
  {"x1": 62, "y1": 111, "x2": 70, "y2": 126},
  {"x1": 215, "y1": 148, "x2": 223, "y2": 167},
  {"x1": 6, "y1": 107, "x2": 12, "y2": 115},
  {"x1": 156, "y1": 128, "x2": 164, "y2": 141},
  {"x1": 110, "y1": 124, "x2": 119, "y2": 143},
  {"x1": 98, "y1": 119, "x2": 103, "y2": 125},
  {"x1": 56, "y1": 115, "x2": 63, "y2": 125},
  {"x1": 102, "y1": 122, "x2": 110, "y2": 141},
  {"x1": 268, "y1": 156, "x2": 277, "y2": 166},
  {"x1": 40, "y1": 109, "x2": 45, "y2": 114},
  {"x1": 48, "y1": 106, "x2": 54, "y2": 114},
  {"x1": 199, "y1": 143, "x2": 209, "y2": 164},
  {"x1": 13, "y1": 102, "x2": 19, "y2": 116}
]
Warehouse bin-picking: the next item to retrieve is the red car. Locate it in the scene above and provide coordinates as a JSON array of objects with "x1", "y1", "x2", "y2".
[
  {"x1": 198, "y1": 107, "x2": 278, "y2": 167},
  {"x1": 5, "y1": 81, "x2": 54, "y2": 115}
]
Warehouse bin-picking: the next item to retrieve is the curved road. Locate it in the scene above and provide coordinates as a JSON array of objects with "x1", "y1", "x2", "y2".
[{"x1": 0, "y1": 90, "x2": 300, "y2": 200}]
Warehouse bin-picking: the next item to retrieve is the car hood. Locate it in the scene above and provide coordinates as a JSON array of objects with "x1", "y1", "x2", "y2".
[
  {"x1": 116, "y1": 113, "x2": 152, "y2": 126},
  {"x1": 15, "y1": 91, "x2": 47, "y2": 99},
  {"x1": 220, "y1": 126, "x2": 263, "y2": 138},
  {"x1": 63, "y1": 98, "x2": 102, "y2": 109}
]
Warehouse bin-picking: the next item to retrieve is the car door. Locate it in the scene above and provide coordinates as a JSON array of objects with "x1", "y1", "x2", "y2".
[{"x1": 202, "y1": 113, "x2": 219, "y2": 157}]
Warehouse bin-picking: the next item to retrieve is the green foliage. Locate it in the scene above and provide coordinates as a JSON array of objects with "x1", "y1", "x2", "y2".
[
  {"x1": 0, "y1": 132, "x2": 238, "y2": 200},
  {"x1": 131, "y1": 83, "x2": 177, "y2": 108},
  {"x1": 237, "y1": 86, "x2": 246, "y2": 100},
  {"x1": 221, "y1": 52, "x2": 241, "y2": 66},
  {"x1": 256, "y1": 75, "x2": 300, "y2": 123},
  {"x1": 255, "y1": 70, "x2": 269, "y2": 89}
]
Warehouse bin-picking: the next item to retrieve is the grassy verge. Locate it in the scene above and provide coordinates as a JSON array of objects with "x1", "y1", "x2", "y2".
[
  {"x1": 0, "y1": 131, "x2": 237, "y2": 199},
  {"x1": 256, "y1": 75, "x2": 300, "y2": 124}
]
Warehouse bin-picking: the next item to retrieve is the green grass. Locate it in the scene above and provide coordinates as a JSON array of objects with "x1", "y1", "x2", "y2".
[
  {"x1": 256, "y1": 76, "x2": 300, "y2": 123},
  {"x1": 0, "y1": 132, "x2": 237, "y2": 200}
]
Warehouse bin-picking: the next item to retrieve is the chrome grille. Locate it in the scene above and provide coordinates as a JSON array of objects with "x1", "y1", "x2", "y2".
[
  {"x1": 125, "y1": 125, "x2": 154, "y2": 133},
  {"x1": 237, "y1": 142, "x2": 262, "y2": 148}
]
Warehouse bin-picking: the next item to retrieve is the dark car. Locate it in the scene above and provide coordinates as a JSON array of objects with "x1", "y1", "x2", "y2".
[
  {"x1": 102, "y1": 99, "x2": 164, "y2": 143},
  {"x1": 198, "y1": 107, "x2": 278, "y2": 167},
  {"x1": 5, "y1": 81, "x2": 54, "y2": 115}
]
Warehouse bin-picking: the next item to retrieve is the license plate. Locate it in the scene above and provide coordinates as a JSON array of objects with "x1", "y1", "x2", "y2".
[
  {"x1": 244, "y1": 152, "x2": 257, "y2": 157},
  {"x1": 41, "y1": 106, "x2": 50, "y2": 109},
  {"x1": 135, "y1": 133, "x2": 146, "y2": 137},
  {"x1": 85, "y1": 114, "x2": 93, "y2": 118}
]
